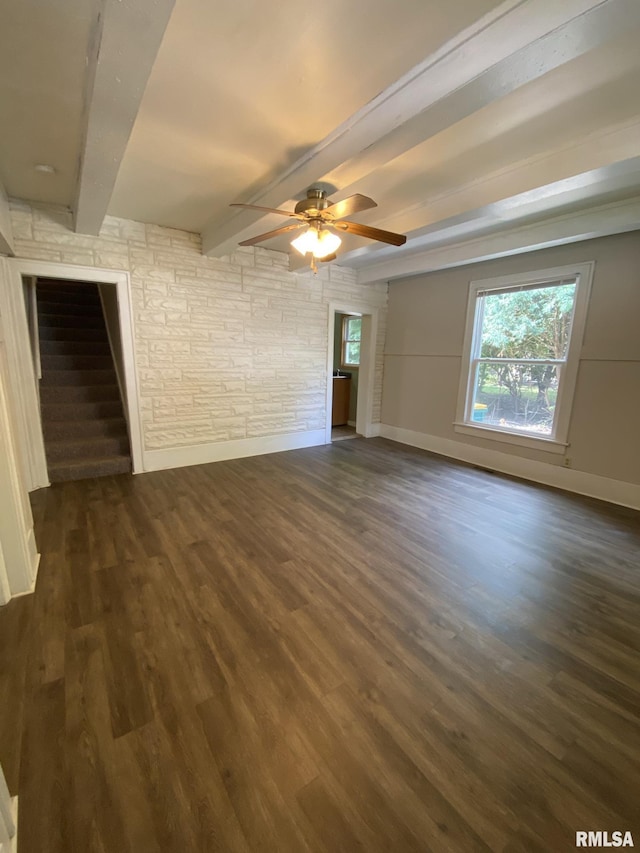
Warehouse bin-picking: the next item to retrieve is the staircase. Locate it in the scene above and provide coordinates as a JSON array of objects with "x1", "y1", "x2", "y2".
[{"x1": 37, "y1": 280, "x2": 132, "y2": 483}]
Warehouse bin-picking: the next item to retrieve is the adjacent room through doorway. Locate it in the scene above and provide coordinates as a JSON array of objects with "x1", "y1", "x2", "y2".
[{"x1": 331, "y1": 311, "x2": 361, "y2": 442}]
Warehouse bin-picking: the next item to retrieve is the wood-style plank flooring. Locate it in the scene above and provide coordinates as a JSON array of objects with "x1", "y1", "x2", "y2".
[{"x1": 1, "y1": 438, "x2": 639, "y2": 852}]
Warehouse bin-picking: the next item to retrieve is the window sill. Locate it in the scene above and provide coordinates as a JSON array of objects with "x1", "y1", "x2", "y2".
[{"x1": 453, "y1": 422, "x2": 568, "y2": 454}]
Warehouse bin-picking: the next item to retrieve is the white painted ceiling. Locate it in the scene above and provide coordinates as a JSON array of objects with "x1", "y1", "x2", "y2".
[
  {"x1": 0, "y1": 0, "x2": 99, "y2": 204},
  {"x1": 1, "y1": 0, "x2": 640, "y2": 277},
  {"x1": 107, "y1": 0, "x2": 504, "y2": 231}
]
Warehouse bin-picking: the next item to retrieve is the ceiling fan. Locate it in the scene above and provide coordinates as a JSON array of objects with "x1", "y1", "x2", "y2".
[{"x1": 230, "y1": 188, "x2": 406, "y2": 272}]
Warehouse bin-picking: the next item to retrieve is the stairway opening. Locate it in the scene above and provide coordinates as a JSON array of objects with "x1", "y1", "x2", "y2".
[{"x1": 34, "y1": 278, "x2": 132, "y2": 482}]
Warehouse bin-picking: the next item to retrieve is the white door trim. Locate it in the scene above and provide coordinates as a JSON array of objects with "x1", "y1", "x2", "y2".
[
  {"x1": 6, "y1": 259, "x2": 145, "y2": 476},
  {"x1": 0, "y1": 343, "x2": 39, "y2": 600},
  {"x1": 326, "y1": 302, "x2": 378, "y2": 443},
  {"x1": 0, "y1": 258, "x2": 49, "y2": 490}
]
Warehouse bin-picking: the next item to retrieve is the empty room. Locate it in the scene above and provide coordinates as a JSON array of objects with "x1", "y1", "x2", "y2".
[{"x1": 0, "y1": 1, "x2": 639, "y2": 851}]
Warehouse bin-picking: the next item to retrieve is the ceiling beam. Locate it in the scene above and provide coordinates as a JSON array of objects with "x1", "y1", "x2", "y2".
[
  {"x1": 325, "y1": 0, "x2": 640, "y2": 198},
  {"x1": 347, "y1": 160, "x2": 640, "y2": 267},
  {"x1": 202, "y1": 0, "x2": 636, "y2": 257},
  {"x1": 356, "y1": 197, "x2": 640, "y2": 284},
  {"x1": 0, "y1": 183, "x2": 14, "y2": 256},
  {"x1": 74, "y1": 0, "x2": 175, "y2": 236},
  {"x1": 339, "y1": 121, "x2": 640, "y2": 266}
]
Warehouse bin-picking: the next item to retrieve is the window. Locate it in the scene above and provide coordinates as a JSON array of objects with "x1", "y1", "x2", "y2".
[
  {"x1": 342, "y1": 315, "x2": 362, "y2": 367},
  {"x1": 455, "y1": 263, "x2": 593, "y2": 452}
]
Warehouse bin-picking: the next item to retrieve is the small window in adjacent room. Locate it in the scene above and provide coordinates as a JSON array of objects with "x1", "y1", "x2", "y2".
[
  {"x1": 455, "y1": 263, "x2": 594, "y2": 453},
  {"x1": 342, "y1": 315, "x2": 362, "y2": 367}
]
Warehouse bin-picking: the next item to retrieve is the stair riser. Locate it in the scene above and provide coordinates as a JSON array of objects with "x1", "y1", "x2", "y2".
[
  {"x1": 40, "y1": 369, "x2": 117, "y2": 387},
  {"x1": 38, "y1": 314, "x2": 106, "y2": 330},
  {"x1": 46, "y1": 436, "x2": 129, "y2": 462},
  {"x1": 38, "y1": 301, "x2": 103, "y2": 317},
  {"x1": 40, "y1": 385, "x2": 121, "y2": 403},
  {"x1": 36, "y1": 290, "x2": 101, "y2": 305},
  {"x1": 39, "y1": 339, "x2": 112, "y2": 356},
  {"x1": 41, "y1": 354, "x2": 114, "y2": 371},
  {"x1": 49, "y1": 456, "x2": 131, "y2": 483},
  {"x1": 41, "y1": 401, "x2": 124, "y2": 420},
  {"x1": 38, "y1": 327, "x2": 109, "y2": 342},
  {"x1": 43, "y1": 418, "x2": 128, "y2": 441},
  {"x1": 37, "y1": 282, "x2": 97, "y2": 295}
]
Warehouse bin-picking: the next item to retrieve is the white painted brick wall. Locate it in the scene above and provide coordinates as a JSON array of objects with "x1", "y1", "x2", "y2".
[{"x1": 9, "y1": 200, "x2": 388, "y2": 451}]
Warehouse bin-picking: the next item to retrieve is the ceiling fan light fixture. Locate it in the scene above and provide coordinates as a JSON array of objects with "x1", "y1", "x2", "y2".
[
  {"x1": 315, "y1": 229, "x2": 341, "y2": 258},
  {"x1": 291, "y1": 227, "x2": 318, "y2": 257},
  {"x1": 291, "y1": 227, "x2": 341, "y2": 258}
]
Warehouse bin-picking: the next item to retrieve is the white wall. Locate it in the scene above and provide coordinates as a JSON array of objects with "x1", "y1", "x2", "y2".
[
  {"x1": 9, "y1": 200, "x2": 387, "y2": 471},
  {"x1": 381, "y1": 232, "x2": 640, "y2": 509}
]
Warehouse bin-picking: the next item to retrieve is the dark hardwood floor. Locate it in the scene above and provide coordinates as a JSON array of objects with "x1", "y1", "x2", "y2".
[{"x1": 1, "y1": 438, "x2": 639, "y2": 852}]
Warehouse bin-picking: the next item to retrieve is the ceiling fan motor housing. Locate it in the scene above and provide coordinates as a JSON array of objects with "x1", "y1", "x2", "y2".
[{"x1": 294, "y1": 188, "x2": 330, "y2": 216}]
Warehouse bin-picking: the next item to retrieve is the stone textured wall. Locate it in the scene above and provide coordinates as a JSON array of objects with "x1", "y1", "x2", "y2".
[{"x1": 9, "y1": 200, "x2": 387, "y2": 452}]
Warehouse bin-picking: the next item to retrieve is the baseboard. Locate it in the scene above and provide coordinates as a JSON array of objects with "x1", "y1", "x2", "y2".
[
  {"x1": 10, "y1": 795, "x2": 17, "y2": 852},
  {"x1": 4, "y1": 538, "x2": 40, "y2": 603},
  {"x1": 365, "y1": 422, "x2": 381, "y2": 438},
  {"x1": 26, "y1": 527, "x2": 39, "y2": 580},
  {"x1": 10, "y1": 551, "x2": 39, "y2": 601},
  {"x1": 143, "y1": 428, "x2": 327, "y2": 473},
  {"x1": 379, "y1": 424, "x2": 640, "y2": 511}
]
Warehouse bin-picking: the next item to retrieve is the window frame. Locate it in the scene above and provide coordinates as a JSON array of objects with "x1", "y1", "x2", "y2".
[
  {"x1": 341, "y1": 314, "x2": 362, "y2": 368},
  {"x1": 454, "y1": 262, "x2": 594, "y2": 454}
]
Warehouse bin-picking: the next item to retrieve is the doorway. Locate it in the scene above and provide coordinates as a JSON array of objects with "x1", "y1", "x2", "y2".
[
  {"x1": 331, "y1": 312, "x2": 360, "y2": 442},
  {"x1": 4, "y1": 259, "x2": 144, "y2": 486},
  {"x1": 30, "y1": 278, "x2": 133, "y2": 482},
  {"x1": 325, "y1": 301, "x2": 378, "y2": 444}
]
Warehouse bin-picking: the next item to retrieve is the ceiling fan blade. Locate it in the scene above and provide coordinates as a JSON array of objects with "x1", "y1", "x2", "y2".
[
  {"x1": 230, "y1": 203, "x2": 303, "y2": 218},
  {"x1": 238, "y1": 222, "x2": 305, "y2": 246},
  {"x1": 319, "y1": 253, "x2": 337, "y2": 263},
  {"x1": 337, "y1": 220, "x2": 406, "y2": 246},
  {"x1": 325, "y1": 194, "x2": 377, "y2": 221}
]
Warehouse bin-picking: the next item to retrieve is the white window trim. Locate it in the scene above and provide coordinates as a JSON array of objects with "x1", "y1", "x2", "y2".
[
  {"x1": 454, "y1": 262, "x2": 594, "y2": 454},
  {"x1": 341, "y1": 314, "x2": 362, "y2": 367}
]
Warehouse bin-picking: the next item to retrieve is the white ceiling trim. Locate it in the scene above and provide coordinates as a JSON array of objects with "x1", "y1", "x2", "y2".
[
  {"x1": 356, "y1": 197, "x2": 640, "y2": 283},
  {"x1": 0, "y1": 184, "x2": 14, "y2": 256},
  {"x1": 202, "y1": 0, "x2": 632, "y2": 257},
  {"x1": 74, "y1": 0, "x2": 175, "y2": 235}
]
